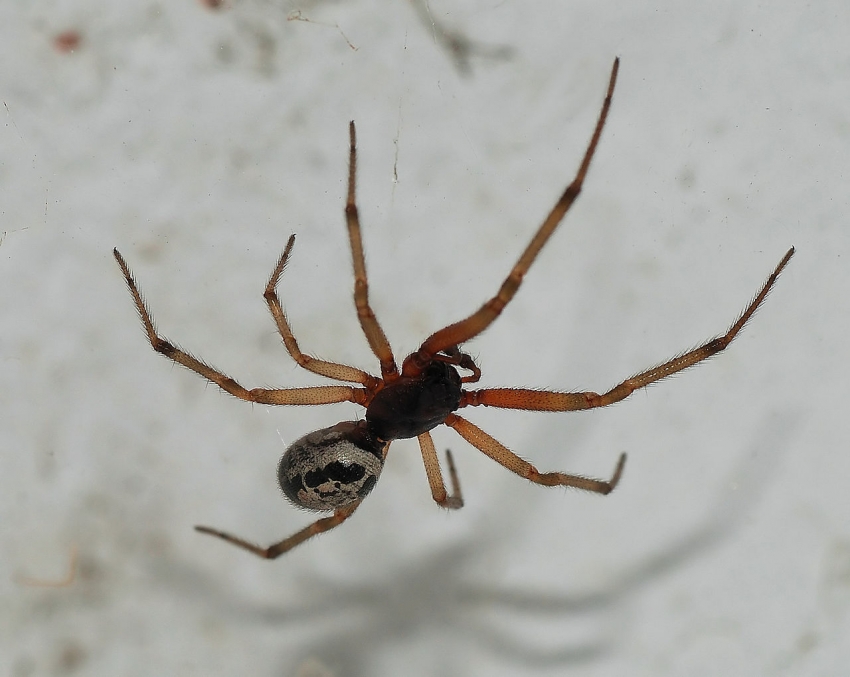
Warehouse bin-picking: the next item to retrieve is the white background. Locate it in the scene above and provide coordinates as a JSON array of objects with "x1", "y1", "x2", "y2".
[{"x1": 1, "y1": 1, "x2": 847, "y2": 675}]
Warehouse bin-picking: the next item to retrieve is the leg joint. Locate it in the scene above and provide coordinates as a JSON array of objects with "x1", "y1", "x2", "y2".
[{"x1": 153, "y1": 338, "x2": 176, "y2": 356}]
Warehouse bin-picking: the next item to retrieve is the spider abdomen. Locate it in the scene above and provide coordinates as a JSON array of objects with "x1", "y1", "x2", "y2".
[
  {"x1": 278, "y1": 422, "x2": 385, "y2": 511},
  {"x1": 366, "y1": 361, "x2": 463, "y2": 441}
]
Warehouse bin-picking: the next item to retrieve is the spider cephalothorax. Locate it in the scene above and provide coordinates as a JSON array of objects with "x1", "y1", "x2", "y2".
[{"x1": 114, "y1": 58, "x2": 793, "y2": 559}]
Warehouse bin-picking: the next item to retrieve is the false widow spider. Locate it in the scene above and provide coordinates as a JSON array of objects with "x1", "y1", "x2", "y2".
[{"x1": 114, "y1": 58, "x2": 794, "y2": 559}]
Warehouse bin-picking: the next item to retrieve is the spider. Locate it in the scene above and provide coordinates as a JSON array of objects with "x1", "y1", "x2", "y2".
[{"x1": 114, "y1": 58, "x2": 794, "y2": 559}]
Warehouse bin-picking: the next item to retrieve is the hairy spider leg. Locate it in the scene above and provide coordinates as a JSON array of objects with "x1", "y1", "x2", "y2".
[
  {"x1": 346, "y1": 121, "x2": 400, "y2": 382},
  {"x1": 402, "y1": 57, "x2": 620, "y2": 377},
  {"x1": 445, "y1": 414, "x2": 625, "y2": 494},
  {"x1": 417, "y1": 432, "x2": 464, "y2": 509},
  {"x1": 461, "y1": 247, "x2": 794, "y2": 412},
  {"x1": 195, "y1": 503, "x2": 361, "y2": 559},
  {"x1": 263, "y1": 234, "x2": 380, "y2": 388},
  {"x1": 113, "y1": 249, "x2": 366, "y2": 407}
]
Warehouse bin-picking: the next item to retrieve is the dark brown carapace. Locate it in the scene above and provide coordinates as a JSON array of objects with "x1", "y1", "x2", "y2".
[{"x1": 114, "y1": 58, "x2": 793, "y2": 558}]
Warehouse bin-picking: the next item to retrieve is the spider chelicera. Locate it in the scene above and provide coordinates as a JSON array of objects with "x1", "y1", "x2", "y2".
[{"x1": 114, "y1": 58, "x2": 793, "y2": 559}]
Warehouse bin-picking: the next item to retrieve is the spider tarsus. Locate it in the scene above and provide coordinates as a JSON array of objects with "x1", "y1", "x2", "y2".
[
  {"x1": 195, "y1": 525, "x2": 273, "y2": 559},
  {"x1": 112, "y1": 248, "x2": 130, "y2": 278},
  {"x1": 605, "y1": 452, "x2": 627, "y2": 494},
  {"x1": 443, "y1": 448, "x2": 464, "y2": 509},
  {"x1": 194, "y1": 525, "x2": 221, "y2": 537},
  {"x1": 264, "y1": 235, "x2": 296, "y2": 294}
]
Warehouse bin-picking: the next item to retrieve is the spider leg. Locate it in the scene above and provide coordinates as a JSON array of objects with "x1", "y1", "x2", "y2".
[
  {"x1": 195, "y1": 502, "x2": 360, "y2": 559},
  {"x1": 264, "y1": 234, "x2": 380, "y2": 388},
  {"x1": 114, "y1": 249, "x2": 367, "y2": 407},
  {"x1": 461, "y1": 247, "x2": 795, "y2": 412},
  {"x1": 445, "y1": 413, "x2": 625, "y2": 494},
  {"x1": 346, "y1": 121, "x2": 399, "y2": 381},
  {"x1": 402, "y1": 58, "x2": 619, "y2": 377},
  {"x1": 417, "y1": 432, "x2": 464, "y2": 509}
]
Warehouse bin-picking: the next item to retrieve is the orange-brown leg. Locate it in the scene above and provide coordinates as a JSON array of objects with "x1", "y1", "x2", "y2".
[
  {"x1": 264, "y1": 234, "x2": 380, "y2": 388},
  {"x1": 195, "y1": 502, "x2": 360, "y2": 559},
  {"x1": 445, "y1": 413, "x2": 626, "y2": 495},
  {"x1": 462, "y1": 247, "x2": 795, "y2": 413},
  {"x1": 345, "y1": 121, "x2": 399, "y2": 381},
  {"x1": 114, "y1": 249, "x2": 367, "y2": 407},
  {"x1": 402, "y1": 58, "x2": 620, "y2": 377},
  {"x1": 417, "y1": 432, "x2": 464, "y2": 509}
]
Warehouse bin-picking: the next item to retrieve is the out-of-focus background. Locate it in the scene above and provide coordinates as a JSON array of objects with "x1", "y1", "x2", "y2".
[{"x1": 1, "y1": 1, "x2": 846, "y2": 675}]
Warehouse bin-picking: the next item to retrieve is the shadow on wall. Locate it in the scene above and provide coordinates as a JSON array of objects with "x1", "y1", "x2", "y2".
[{"x1": 149, "y1": 411, "x2": 796, "y2": 675}]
